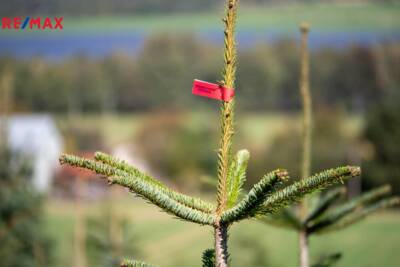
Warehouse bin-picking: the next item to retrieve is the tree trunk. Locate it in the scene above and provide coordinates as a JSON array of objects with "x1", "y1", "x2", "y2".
[
  {"x1": 214, "y1": 222, "x2": 229, "y2": 267},
  {"x1": 299, "y1": 230, "x2": 309, "y2": 267}
]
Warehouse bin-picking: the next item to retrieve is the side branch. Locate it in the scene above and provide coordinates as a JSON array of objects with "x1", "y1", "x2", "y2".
[
  {"x1": 258, "y1": 166, "x2": 361, "y2": 215},
  {"x1": 112, "y1": 173, "x2": 216, "y2": 225},
  {"x1": 313, "y1": 196, "x2": 400, "y2": 234},
  {"x1": 94, "y1": 152, "x2": 215, "y2": 213},
  {"x1": 305, "y1": 187, "x2": 346, "y2": 224},
  {"x1": 221, "y1": 169, "x2": 289, "y2": 223},
  {"x1": 60, "y1": 154, "x2": 216, "y2": 225},
  {"x1": 120, "y1": 259, "x2": 157, "y2": 267},
  {"x1": 308, "y1": 185, "x2": 393, "y2": 232}
]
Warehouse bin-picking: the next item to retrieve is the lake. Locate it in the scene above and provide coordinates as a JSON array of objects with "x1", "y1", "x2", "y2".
[{"x1": 0, "y1": 29, "x2": 399, "y2": 60}]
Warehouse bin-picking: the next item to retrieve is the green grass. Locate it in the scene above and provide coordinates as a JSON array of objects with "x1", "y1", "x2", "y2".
[
  {"x1": 67, "y1": 4, "x2": 400, "y2": 32},
  {"x1": 2, "y1": 3, "x2": 399, "y2": 36},
  {"x1": 46, "y1": 197, "x2": 400, "y2": 267}
]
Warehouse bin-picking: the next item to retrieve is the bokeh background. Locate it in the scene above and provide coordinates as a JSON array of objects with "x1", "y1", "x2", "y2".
[{"x1": 0, "y1": 0, "x2": 399, "y2": 266}]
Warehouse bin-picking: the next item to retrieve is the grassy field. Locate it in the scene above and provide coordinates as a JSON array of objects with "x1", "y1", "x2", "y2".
[
  {"x1": 46, "y1": 197, "x2": 400, "y2": 267},
  {"x1": 55, "y1": 112, "x2": 363, "y2": 148},
  {"x1": 1, "y1": 3, "x2": 399, "y2": 36},
  {"x1": 68, "y1": 4, "x2": 400, "y2": 32}
]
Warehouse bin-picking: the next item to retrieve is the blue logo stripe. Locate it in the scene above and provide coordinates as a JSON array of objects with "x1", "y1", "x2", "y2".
[{"x1": 21, "y1": 16, "x2": 30, "y2": 29}]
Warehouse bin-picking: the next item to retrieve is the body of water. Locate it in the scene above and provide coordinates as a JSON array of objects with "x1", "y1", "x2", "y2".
[{"x1": 0, "y1": 30, "x2": 399, "y2": 60}]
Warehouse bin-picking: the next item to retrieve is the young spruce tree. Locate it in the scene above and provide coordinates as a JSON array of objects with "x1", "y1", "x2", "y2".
[
  {"x1": 260, "y1": 23, "x2": 400, "y2": 267},
  {"x1": 60, "y1": 2, "x2": 362, "y2": 266}
]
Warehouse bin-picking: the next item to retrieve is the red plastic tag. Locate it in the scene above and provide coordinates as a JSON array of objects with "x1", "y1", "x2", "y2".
[{"x1": 192, "y1": 79, "x2": 235, "y2": 102}]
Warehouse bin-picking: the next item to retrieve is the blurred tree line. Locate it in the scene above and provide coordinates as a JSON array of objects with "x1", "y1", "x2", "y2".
[
  {"x1": 363, "y1": 90, "x2": 400, "y2": 194},
  {"x1": 1, "y1": 34, "x2": 399, "y2": 113},
  {"x1": 0, "y1": 0, "x2": 396, "y2": 16}
]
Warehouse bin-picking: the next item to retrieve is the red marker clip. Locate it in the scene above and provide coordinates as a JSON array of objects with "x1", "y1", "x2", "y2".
[{"x1": 192, "y1": 79, "x2": 235, "y2": 102}]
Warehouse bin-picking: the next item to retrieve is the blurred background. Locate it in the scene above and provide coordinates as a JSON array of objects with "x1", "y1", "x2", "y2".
[{"x1": 0, "y1": 0, "x2": 399, "y2": 266}]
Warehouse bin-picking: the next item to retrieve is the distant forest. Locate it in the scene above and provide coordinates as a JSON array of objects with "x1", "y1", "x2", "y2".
[
  {"x1": 1, "y1": 34, "x2": 398, "y2": 113},
  {"x1": 0, "y1": 0, "x2": 397, "y2": 16}
]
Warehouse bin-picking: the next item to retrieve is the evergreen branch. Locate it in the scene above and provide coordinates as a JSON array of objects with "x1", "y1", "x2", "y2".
[
  {"x1": 314, "y1": 196, "x2": 400, "y2": 234},
  {"x1": 94, "y1": 152, "x2": 215, "y2": 213},
  {"x1": 257, "y1": 166, "x2": 361, "y2": 215},
  {"x1": 305, "y1": 187, "x2": 346, "y2": 224},
  {"x1": 60, "y1": 154, "x2": 119, "y2": 176},
  {"x1": 95, "y1": 151, "x2": 166, "y2": 188},
  {"x1": 216, "y1": 0, "x2": 239, "y2": 214},
  {"x1": 60, "y1": 154, "x2": 216, "y2": 225},
  {"x1": 346, "y1": 184, "x2": 391, "y2": 206},
  {"x1": 308, "y1": 184, "x2": 391, "y2": 232},
  {"x1": 226, "y1": 149, "x2": 250, "y2": 208},
  {"x1": 111, "y1": 173, "x2": 216, "y2": 225},
  {"x1": 60, "y1": 153, "x2": 214, "y2": 214},
  {"x1": 260, "y1": 208, "x2": 302, "y2": 230},
  {"x1": 311, "y1": 253, "x2": 342, "y2": 267},
  {"x1": 221, "y1": 169, "x2": 289, "y2": 223},
  {"x1": 120, "y1": 259, "x2": 157, "y2": 267},
  {"x1": 202, "y1": 248, "x2": 216, "y2": 267}
]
